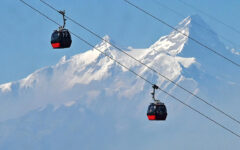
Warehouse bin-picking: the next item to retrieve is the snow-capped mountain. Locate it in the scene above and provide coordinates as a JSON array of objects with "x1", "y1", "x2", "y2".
[{"x1": 0, "y1": 15, "x2": 239, "y2": 150}]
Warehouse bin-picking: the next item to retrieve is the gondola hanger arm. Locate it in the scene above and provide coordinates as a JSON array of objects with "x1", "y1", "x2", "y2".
[
  {"x1": 58, "y1": 10, "x2": 66, "y2": 29},
  {"x1": 151, "y1": 84, "x2": 159, "y2": 102}
]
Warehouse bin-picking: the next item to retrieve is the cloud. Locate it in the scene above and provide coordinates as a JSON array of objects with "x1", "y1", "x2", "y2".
[{"x1": 231, "y1": 48, "x2": 240, "y2": 55}]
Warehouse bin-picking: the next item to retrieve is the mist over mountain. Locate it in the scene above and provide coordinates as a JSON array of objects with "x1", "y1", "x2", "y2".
[{"x1": 0, "y1": 15, "x2": 239, "y2": 150}]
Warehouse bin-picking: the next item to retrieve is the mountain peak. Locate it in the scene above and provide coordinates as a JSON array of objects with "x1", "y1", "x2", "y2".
[
  {"x1": 177, "y1": 15, "x2": 212, "y2": 32},
  {"x1": 178, "y1": 16, "x2": 192, "y2": 28},
  {"x1": 149, "y1": 16, "x2": 193, "y2": 55},
  {"x1": 94, "y1": 35, "x2": 112, "y2": 52},
  {"x1": 149, "y1": 15, "x2": 221, "y2": 57},
  {"x1": 103, "y1": 35, "x2": 110, "y2": 42},
  {"x1": 182, "y1": 15, "x2": 217, "y2": 37}
]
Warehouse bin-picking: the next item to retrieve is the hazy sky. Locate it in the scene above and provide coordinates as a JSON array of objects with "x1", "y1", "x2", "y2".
[{"x1": 1, "y1": 0, "x2": 240, "y2": 84}]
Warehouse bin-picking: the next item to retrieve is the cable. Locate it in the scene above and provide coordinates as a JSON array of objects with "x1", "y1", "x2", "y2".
[
  {"x1": 123, "y1": 0, "x2": 240, "y2": 68},
  {"x1": 39, "y1": 0, "x2": 240, "y2": 125},
  {"x1": 158, "y1": 88, "x2": 240, "y2": 139},
  {"x1": 152, "y1": 0, "x2": 240, "y2": 48},
  {"x1": 19, "y1": 0, "x2": 240, "y2": 139},
  {"x1": 178, "y1": 0, "x2": 240, "y2": 36},
  {"x1": 19, "y1": 0, "x2": 61, "y2": 26}
]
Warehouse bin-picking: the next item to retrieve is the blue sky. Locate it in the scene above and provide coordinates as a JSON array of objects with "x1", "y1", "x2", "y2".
[{"x1": 1, "y1": 0, "x2": 240, "y2": 84}]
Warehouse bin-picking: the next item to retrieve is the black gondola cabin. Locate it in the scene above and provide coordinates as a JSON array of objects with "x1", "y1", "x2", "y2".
[
  {"x1": 51, "y1": 29, "x2": 72, "y2": 49},
  {"x1": 147, "y1": 102, "x2": 167, "y2": 120}
]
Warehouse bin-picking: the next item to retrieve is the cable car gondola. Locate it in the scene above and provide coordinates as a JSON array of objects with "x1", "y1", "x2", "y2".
[
  {"x1": 147, "y1": 85, "x2": 167, "y2": 121},
  {"x1": 51, "y1": 10, "x2": 72, "y2": 49}
]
